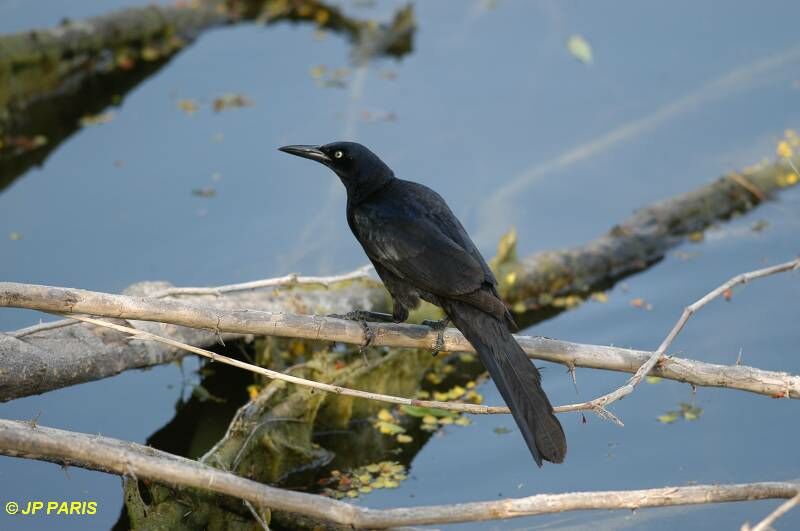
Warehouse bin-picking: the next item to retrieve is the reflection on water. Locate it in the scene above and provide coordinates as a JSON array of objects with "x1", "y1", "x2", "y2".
[{"x1": 1, "y1": 0, "x2": 799, "y2": 529}]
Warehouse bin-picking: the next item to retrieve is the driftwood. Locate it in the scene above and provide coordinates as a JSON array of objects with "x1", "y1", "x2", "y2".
[
  {"x1": 0, "y1": 277, "x2": 388, "y2": 400},
  {"x1": 495, "y1": 154, "x2": 800, "y2": 310},
  {"x1": 0, "y1": 418, "x2": 797, "y2": 529}
]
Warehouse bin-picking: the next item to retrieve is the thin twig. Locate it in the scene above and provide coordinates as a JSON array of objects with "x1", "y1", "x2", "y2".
[
  {"x1": 743, "y1": 492, "x2": 800, "y2": 531},
  {"x1": 554, "y1": 258, "x2": 800, "y2": 418},
  {"x1": 60, "y1": 314, "x2": 513, "y2": 415},
  {"x1": 150, "y1": 265, "x2": 373, "y2": 298},
  {"x1": 0, "y1": 417, "x2": 798, "y2": 529},
  {"x1": 10, "y1": 318, "x2": 76, "y2": 338}
]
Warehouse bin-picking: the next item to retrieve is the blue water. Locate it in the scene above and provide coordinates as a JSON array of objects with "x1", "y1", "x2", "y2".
[{"x1": 1, "y1": 1, "x2": 799, "y2": 529}]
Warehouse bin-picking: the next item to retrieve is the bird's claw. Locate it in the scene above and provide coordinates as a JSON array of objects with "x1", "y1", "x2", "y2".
[
  {"x1": 328, "y1": 310, "x2": 394, "y2": 366},
  {"x1": 422, "y1": 318, "x2": 450, "y2": 357}
]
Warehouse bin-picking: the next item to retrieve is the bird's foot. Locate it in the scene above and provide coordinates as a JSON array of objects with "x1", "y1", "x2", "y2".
[
  {"x1": 328, "y1": 310, "x2": 395, "y2": 323},
  {"x1": 421, "y1": 318, "x2": 450, "y2": 357},
  {"x1": 328, "y1": 310, "x2": 394, "y2": 364}
]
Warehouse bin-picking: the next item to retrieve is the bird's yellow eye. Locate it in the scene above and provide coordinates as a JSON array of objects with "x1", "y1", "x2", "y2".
[{"x1": 334, "y1": 150, "x2": 344, "y2": 159}]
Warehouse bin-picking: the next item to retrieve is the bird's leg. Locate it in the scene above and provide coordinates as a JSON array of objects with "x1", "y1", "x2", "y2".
[
  {"x1": 328, "y1": 310, "x2": 395, "y2": 363},
  {"x1": 421, "y1": 318, "x2": 450, "y2": 357}
]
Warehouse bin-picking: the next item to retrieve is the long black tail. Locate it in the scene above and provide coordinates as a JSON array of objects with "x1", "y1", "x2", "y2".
[{"x1": 441, "y1": 299, "x2": 566, "y2": 466}]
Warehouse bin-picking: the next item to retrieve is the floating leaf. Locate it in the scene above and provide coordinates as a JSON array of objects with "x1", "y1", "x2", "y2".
[
  {"x1": 777, "y1": 140, "x2": 793, "y2": 159},
  {"x1": 80, "y1": 112, "x2": 114, "y2": 127},
  {"x1": 421, "y1": 414, "x2": 438, "y2": 425},
  {"x1": 212, "y1": 93, "x2": 253, "y2": 112},
  {"x1": 688, "y1": 231, "x2": 705, "y2": 242},
  {"x1": 454, "y1": 416, "x2": 471, "y2": 426},
  {"x1": 310, "y1": 65, "x2": 326, "y2": 78},
  {"x1": 246, "y1": 385, "x2": 261, "y2": 400},
  {"x1": 177, "y1": 99, "x2": 199, "y2": 115},
  {"x1": 396, "y1": 434, "x2": 413, "y2": 444},
  {"x1": 377, "y1": 408, "x2": 395, "y2": 422},
  {"x1": 141, "y1": 46, "x2": 160, "y2": 61},
  {"x1": 645, "y1": 376, "x2": 662, "y2": 384},
  {"x1": 375, "y1": 421, "x2": 405, "y2": 435},
  {"x1": 777, "y1": 172, "x2": 799, "y2": 187},
  {"x1": 192, "y1": 187, "x2": 216, "y2": 198},
  {"x1": 591, "y1": 292, "x2": 609, "y2": 303},
  {"x1": 566, "y1": 34, "x2": 593, "y2": 64},
  {"x1": 679, "y1": 402, "x2": 703, "y2": 421},
  {"x1": 493, "y1": 426, "x2": 512, "y2": 435},
  {"x1": 658, "y1": 411, "x2": 679, "y2": 424}
]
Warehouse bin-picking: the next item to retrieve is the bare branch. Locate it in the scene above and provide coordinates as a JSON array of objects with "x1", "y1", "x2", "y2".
[
  {"x1": 0, "y1": 418, "x2": 796, "y2": 529},
  {"x1": 743, "y1": 492, "x2": 800, "y2": 531},
  {"x1": 2, "y1": 274, "x2": 798, "y2": 405},
  {"x1": 554, "y1": 258, "x2": 800, "y2": 417},
  {"x1": 149, "y1": 265, "x2": 374, "y2": 298}
]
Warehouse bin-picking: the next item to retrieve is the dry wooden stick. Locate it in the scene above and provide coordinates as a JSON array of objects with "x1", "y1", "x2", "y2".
[
  {"x1": 743, "y1": 492, "x2": 800, "y2": 531},
  {"x1": 149, "y1": 265, "x2": 374, "y2": 298},
  {"x1": 2, "y1": 277, "x2": 799, "y2": 403},
  {"x1": 10, "y1": 266, "x2": 374, "y2": 338},
  {"x1": 61, "y1": 314, "x2": 513, "y2": 415},
  {"x1": 0, "y1": 418, "x2": 797, "y2": 529},
  {"x1": 554, "y1": 258, "x2": 800, "y2": 418}
]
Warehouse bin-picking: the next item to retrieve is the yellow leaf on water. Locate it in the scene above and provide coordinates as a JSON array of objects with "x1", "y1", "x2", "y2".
[
  {"x1": 396, "y1": 434, "x2": 413, "y2": 443},
  {"x1": 447, "y1": 385, "x2": 466, "y2": 399},
  {"x1": 376, "y1": 421, "x2": 405, "y2": 435},
  {"x1": 658, "y1": 412, "x2": 679, "y2": 424},
  {"x1": 246, "y1": 385, "x2": 261, "y2": 400},
  {"x1": 310, "y1": 65, "x2": 326, "y2": 79},
  {"x1": 454, "y1": 416, "x2": 471, "y2": 426},
  {"x1": 688, "y1": 231, "x2": 704, "y2": 242},
  {"x1": 421, "y1": 415, "x2": 438, "y2": 425},
  {"x1": 645, "y1": 376, "x2": 662, "y2": 384},
  {"x1": 777, "y1": 140, "x2": 793, "y2": 159},
  {"x1": 591, "y1": 292, "x2": 609, "y2": 303},
  {"x1": 377, "y1": 409, "x2": 394, "y2": 422},
  {"x1": 566, "y1": 34, "x2": 593, "y2": 64},
  {"x1": 177, "y1": 99, "x2": 199, "y2": 115}
]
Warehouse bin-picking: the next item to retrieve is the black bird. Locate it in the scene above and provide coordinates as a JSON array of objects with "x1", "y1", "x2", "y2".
[{"x1": 279, "y1": 141, "x2": 566, "y2": 466}]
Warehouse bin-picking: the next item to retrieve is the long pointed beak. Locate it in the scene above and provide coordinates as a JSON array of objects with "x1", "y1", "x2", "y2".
[{"x1": 278, "y1": 145, "x2": 331, "y2": 164}]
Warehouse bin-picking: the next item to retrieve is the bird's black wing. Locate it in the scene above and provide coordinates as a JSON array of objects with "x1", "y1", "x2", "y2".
[
  {"x1": 400, "y1": 180, "x2": 500, "y2": 288},
  {"x1": 349, "y1": 183, "x2": 486, "y2": 298}
]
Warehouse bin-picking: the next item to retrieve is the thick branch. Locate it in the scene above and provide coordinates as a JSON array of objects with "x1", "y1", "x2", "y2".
[
  {"x1": 0, "y1": 277, "x2": 389, "y2": 400},
  {"x1": 2, "y1": 281, "x2": 798, "y2": 403},
  {"x1": 496, "y1": 156, "x2": 800, "y2": 310},
  {"x1": 0, "y1": 418, "x2": 796, "y2": 529}
]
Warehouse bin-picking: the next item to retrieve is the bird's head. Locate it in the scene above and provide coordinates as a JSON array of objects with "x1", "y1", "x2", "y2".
[{"x1": 278, "y1": 141, "x2": 394, "y2": 201}]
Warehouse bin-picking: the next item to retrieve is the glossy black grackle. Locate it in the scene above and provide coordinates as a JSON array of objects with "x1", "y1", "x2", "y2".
[{"x1": 279, "y1": 141, "x2": 566, "y2": 466}]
